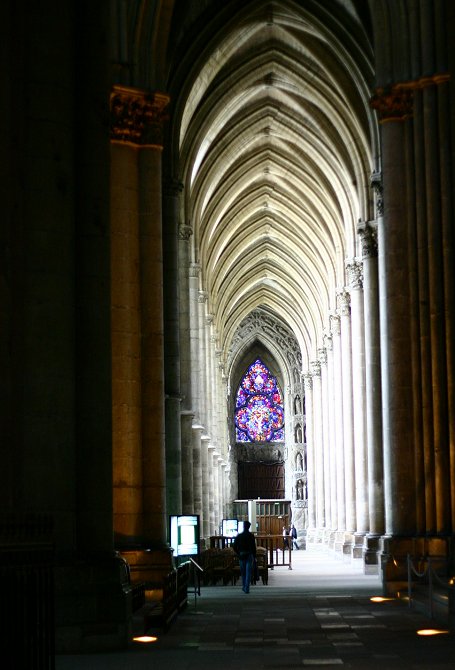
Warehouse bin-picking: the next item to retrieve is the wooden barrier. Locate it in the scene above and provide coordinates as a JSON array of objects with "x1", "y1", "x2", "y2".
[
  {"x1": 210, "y1": 535, "x2": 292, "y2": 570},
  {"x1": 142, "y1": 563, "x2": 189, "y2": 632}
]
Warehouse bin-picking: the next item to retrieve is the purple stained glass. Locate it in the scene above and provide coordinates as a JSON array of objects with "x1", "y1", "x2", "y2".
[{"x1": 235, "y1": 359, "x2": 284, "y2": 442}]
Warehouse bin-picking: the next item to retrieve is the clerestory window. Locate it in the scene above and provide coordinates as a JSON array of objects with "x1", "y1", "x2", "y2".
[{"x1": 234, "y1": 358, "x2": 284, "y2": 442}]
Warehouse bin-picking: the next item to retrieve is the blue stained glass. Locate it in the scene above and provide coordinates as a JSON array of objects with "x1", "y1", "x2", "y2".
[{"x1": 235, "y1": 359, "x2": 284, "y2": 442}]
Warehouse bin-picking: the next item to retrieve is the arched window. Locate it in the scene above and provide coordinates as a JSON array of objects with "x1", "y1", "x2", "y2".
[{"x1": 235, "y1": 358, "x2": 284, "y2": 442}]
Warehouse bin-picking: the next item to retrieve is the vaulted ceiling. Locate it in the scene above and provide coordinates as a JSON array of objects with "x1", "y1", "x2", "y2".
[{"x1": 166, "y1": 0, "x2": 378, "y2": 373}]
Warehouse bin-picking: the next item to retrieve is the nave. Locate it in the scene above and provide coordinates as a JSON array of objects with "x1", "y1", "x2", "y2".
[{"x1": 56, "y1": 548, "x2": 454, "y2": 670}]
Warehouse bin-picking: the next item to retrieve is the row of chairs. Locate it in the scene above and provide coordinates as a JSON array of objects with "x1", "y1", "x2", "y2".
[{"x1": 198, "y1": 546, "x2": 268, "y2": 586}]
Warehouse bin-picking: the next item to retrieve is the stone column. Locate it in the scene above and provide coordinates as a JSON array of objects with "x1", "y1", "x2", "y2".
[
  {"x1": 371, "y1": 86, "x2": 417, "y2": 536},
  {"x1": 346, "y1": 258, "x2": 369, "y2": 551},
  {"x1": 178, "y1": 223, "x2": 194, "y2": 513},
  {"x1": 324, "y1": 331, "x2": 338, "y2": 539},
  {"x1": 221, "y1": 460, "x2": 227, "y2": 523},
  {"x1": 198, "y1": 294, "x2": 208, "y2": 424},
  {"x1": 201, "y1": 435, "x2": 211, "y2": 540},
  {"x1": 163, "y1": 180, "x2": 184, "y2": 516},
  {"x1": 209, "y1": 330, "x2": 218, "y2": 438},
  {"x1": 137, "y1": 107, "x2": 170, "y2": 549},
  {"x1": 110, "y1": 86, "x2": 172, "y2": 566},
  {"x1": 311, "y1": 361, "x2": 324, "y2": 535},
  {"x1": 338, "y1": 289, "x2": 356, "y2": 540},
  {"x1": 422, "y1": 74, "x2": 451, "y2": 533},
  {"x1": 208, "y1": 446, "x2": 216, "y2": 536},
  {"x1": 190, "y1": 263, "x2": 203, "y2": 516},
  {"x1": 303, "y1": 373, "x2": 316, "y2": 536},
  {"x1": 192, "y1": 425, "x2": 203, "y2": 526},
  {"x1": 215, "y1": 453, "x2": 223, "y2": 531},
  {"x1": 111, "y1": 140, "x2": 142, "y2": 546},
  {"x1": 318, "y1": 347, "x2": 332, "y2": 534},
  {"x1": 330, "y1": 313, "x2": 346, "y2": 537},
  {"x1": 357, "y1": 219, "x2": 384, "y2": 560}
]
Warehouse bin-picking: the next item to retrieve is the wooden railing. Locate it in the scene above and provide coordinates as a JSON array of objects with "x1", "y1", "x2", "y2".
[
  {"x1": 210, "y1": 534, "x2": 292, "y2": 569},
  {"x1": 143, "y1": 562, "x2": 190, "y2": 632},
  {"x1": 256, "y1": 535, "x2": 293, "y2": 570}
]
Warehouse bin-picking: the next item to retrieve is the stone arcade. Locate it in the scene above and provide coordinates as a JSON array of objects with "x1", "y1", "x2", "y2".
[{"x1": 2, "y1": 0, "x2": 455, "y2": 655}]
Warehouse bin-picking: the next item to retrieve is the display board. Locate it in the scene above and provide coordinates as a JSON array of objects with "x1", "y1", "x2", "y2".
[
  {"x1": 221, "y1": 519, "x2": 239, "y2": 537},
  {"x1": 169, "y1": 515, "x2": 200, "y2": 556}
]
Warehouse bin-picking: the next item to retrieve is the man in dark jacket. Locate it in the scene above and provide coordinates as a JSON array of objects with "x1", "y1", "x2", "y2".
[{"x1": 233, "y1": 520, "x2": 257, "y2": 593}]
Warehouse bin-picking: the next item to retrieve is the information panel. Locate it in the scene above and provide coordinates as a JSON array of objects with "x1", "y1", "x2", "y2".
[
  {"x1": 169, "y1": 514, "x2": 200, "y2": 556},
  {"x1": 221, "y1": 518, "x2": 239, "y2": 537}
]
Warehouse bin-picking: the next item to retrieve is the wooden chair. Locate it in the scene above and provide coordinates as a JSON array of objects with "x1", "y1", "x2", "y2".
[{"x1": 255, "y1": 546, "x2": 269, "y2": 585}]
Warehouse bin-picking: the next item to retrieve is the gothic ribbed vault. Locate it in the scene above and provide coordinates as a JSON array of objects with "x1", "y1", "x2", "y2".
[{"x1": 171, "y1": 0, "x2": 378, "y2": 372}]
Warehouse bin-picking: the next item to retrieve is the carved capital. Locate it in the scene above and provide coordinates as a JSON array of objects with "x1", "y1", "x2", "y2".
[
  {"x1": 323, "y1": 330, "x2": 333, "y2": 352},
  {"x1": 198, "y1": 290, "x2": 208, "y2": 304},
  {"x1": 345, "y1": 258, "x2": 363, "y2": 290},
  {"x1": 189, "y1": 262, "x2": 201, "y2": 278},
  {"x1": 179, "y1": 223, "x2": 193, "y2": 241},
  {"x1": 110, "y1": 85, "x2": 170, "y2": 147},
  {"x1": 337, "y1": 289, "x2": 351, "y2": 316},
  {"x1": 318, "y1": 347, "x2": 327, "y2": 366},
  {"x1": 370, "y1": 171, "x2": 384, "y2": 217},
  {"x1": 330, "y1": 312, "x2": 341, "y2": 336},
  {"x1": 310, "y1": 360, "x2": 321, "y2": 377},
  {"x1": 370, "y1": 85, "x2": 413, "y2": 123},
  {"x1": 357, "y1": 220, "x2": 378, "y2": 259},
  {"x1": 302, "y1": 373, "x2": 313, "y2": 390}
]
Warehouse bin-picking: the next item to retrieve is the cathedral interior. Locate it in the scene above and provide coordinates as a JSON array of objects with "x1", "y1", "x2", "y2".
[{"x1": 2, "y1": 0, "x2": 455, "y2": 661}]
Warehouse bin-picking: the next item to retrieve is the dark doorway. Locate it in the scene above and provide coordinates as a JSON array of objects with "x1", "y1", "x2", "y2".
[{"x1": 238, "y1": 461, "x2": 285, "y2": 499}]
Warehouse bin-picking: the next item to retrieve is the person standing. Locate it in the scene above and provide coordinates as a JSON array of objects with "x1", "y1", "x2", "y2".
[
  {"x1": 233, "y1": 520, "x2": 257, "y2": 593},
  {"x1": 282, "y1": 525, "x2": 289, "y2": 550},
  {"x1": 290, "y1": 523, "x2": 299, "y2": 550}
]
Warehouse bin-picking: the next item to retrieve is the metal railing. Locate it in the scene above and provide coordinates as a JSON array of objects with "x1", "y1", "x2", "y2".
[{"x1": 407, "y1": 553, "x2": 455, "y2": 624}]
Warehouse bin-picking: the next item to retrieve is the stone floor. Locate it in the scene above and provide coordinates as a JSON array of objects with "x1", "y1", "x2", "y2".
[{"x1": 56, "y1": 547, "x2": 455, "y2": 669}]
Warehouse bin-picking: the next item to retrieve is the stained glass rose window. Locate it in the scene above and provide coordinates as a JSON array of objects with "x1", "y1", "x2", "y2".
[{"x1": 235, "y1": 359, "x2": 284, "y2": 442}]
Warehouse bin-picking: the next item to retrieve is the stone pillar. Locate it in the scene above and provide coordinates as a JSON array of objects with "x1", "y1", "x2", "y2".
[
  {"x1": 303, "y1": 373, "x2": 316, "y2": 536},
  {"x1": 346, "y1": 258, "x2": 369, "y2": 552},
  {"x1": 324, "y1": 331, "x2": 338, "y2": 538},
  {"x1": 330, "y1": 314, "x2": 346, "y2": 536},
  {"x1": 311, "y1": 361, "x2": 324, "y2": 534},
  {"x1": 338, "y1": 289, "x2": 356, "y2": 539},
  {"x1": 214, "y1": 453, "x2": 221, "y2": 534},
  {"x1": 318, "y1": 347, "x2": 332, "y2": 534},
  {"x1": 111, "y1": 140, "x2": 142, "y2": 546},
  {"x1": 163, "y1": 180, "x2": 184, "y2": 517},
  {"x1": 358, "y1": 219, "x2": 384, "y2": 566},
  {"x1": 198, "y1": 294, "x2": 208, "y2": 424},
  {"x1": 137, "y1": 115, "x2": 169, "y2": 549},
  {"x1": 201, "y1": 435, "x2": 211, "y2": 541},
  {"x1": 371, "y1": 86, "x2": 417, "y2": 537},
  {"x1": 209, "y1": 329, "x2": 217, "y2": 438},
  {"x1": 421, "y1": 75, "x2": 451, "y2": 534},
  {"x1": 178, "y1": 222, "x2": 195, "y2": 514},
  {"x1": 189, "y1": 264, "x2": 201, "y2": 423},
  {"x1": 110, "y1": 86, "x2": 172, "y2": 568},
  {"x1": 192, "y1": 425, "x2": 203, "y2": 526},
  {"x1": 220, "y1": 461, "x2": 228, "y2": 521},
  {"x1": 208, "y1": 446, "x2": 216, "y2": 536}
]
